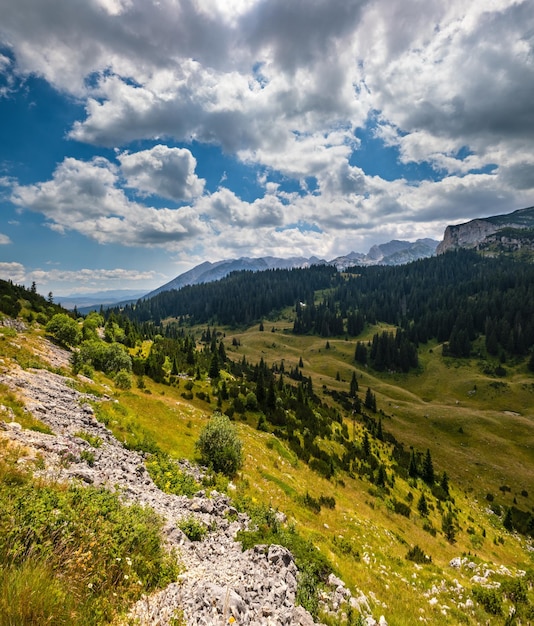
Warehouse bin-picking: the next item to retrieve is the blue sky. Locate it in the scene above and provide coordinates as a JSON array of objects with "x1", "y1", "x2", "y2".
[{"x1": 0, "y1": 0, "x2": 533, "y2": 297}]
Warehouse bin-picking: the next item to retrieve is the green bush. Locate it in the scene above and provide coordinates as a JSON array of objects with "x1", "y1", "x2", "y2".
[
  {"x1": 178, "y1": 515, "x2": 207, "y2": 541},
  {"x1": 46, "y1": 314, "x2": 81, "y2": 347},
  {"x1": 74, "y1": 431, "x2": 102, "y2": 448},
  {"x1": 80, "y1": 450, "x2": 95, "y2": 466},
  {"x1": 472, "y1": 586, "x2": 502, "y2": 615},
  {"x1": 195, "y1": 413, "x2": 243, "y2": 476},
  {"x1": 114, "y1": 369, "x2": 133, "y2": 389},
  {"x1": 391, "y1": 498, "x2": 411, "y2": 518}
]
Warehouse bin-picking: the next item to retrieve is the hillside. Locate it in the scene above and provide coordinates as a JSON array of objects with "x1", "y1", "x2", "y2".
[{"x1": 1, "y1": 274, "x2": 534, "y2": 625}]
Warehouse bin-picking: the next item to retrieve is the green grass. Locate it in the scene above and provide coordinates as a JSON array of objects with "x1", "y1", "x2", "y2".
[{"x1": 0, "y1": 441, "x2": 181, "y2": 626}]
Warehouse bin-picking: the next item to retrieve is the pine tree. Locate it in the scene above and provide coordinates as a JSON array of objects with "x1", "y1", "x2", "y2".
[
  {"x1": 350, "y1": 371, "x2": 359, "y2": 396},
  {"x1": 362, "y1": 431, "x2": 371, "y2": 457},
  {"x1": 503, "y1": 507, "x2": 514, "y2": 531},
  {"x1": 408, "y1": 450, "x2": 418, "y2": 478},
  {"x1": 209, "y1": 353, "x2": 220, "y2": 379},
  {"x1": 441, "y1": 471, "x2": 450, "y2": 496},
  {"x1": 364, "y1": 387, "x2": 376, "y2": 412},
  {"x1": 422, "y1": 449, "x2": 435, "y2": 485},
  {"x1": 376, "y1": 418, "x2": 383, "y2": 441},
  {"x1": 376, "y1": 464, "x2": 386, "y2": 487},
  {"x1": 442, "y1": 510, "x2": 456, "y2": 542},
  {"x1": 417, "y1": 492, "x2": 429, "y2": 517},
  {"x1": 266, "y1": 378, "x2": 276, "y2": 411}
]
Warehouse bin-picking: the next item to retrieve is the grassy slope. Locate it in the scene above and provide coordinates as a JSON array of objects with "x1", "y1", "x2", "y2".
[{"x1": 1, "y1": 320, "x2": 533, "y2": 624}]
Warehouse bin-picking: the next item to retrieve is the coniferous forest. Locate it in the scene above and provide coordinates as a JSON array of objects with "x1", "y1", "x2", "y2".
[{"x1": 117, "y1": 249, "x2": 534, "y2": 364}]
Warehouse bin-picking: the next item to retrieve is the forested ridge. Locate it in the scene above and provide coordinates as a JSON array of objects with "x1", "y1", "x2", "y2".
[
  {"x1": 117, "y1": 249, "x2": 534, "y2": 363},
  {"x1": 120, "y1": 265, "x2": 337, "y2": 326}
]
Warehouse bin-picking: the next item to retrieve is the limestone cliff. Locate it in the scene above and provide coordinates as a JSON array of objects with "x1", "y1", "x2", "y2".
[{"x1": 437, "y1": 206, "x2": 534, "y2": 254}]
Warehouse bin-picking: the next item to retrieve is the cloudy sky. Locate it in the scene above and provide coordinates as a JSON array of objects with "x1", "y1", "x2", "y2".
[{"x1": 1, "y1": 0, "x2": 533, "y2": 297}]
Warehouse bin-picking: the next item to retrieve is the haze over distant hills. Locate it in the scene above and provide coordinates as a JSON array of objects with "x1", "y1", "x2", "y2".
[{"x1": 144, "y1": 238, "x2": 438, "y2": 299}]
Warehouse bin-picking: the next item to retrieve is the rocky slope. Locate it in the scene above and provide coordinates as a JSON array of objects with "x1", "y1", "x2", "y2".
[{"x1": 0, "y1": 329, "x2": 386, "y2": 626}]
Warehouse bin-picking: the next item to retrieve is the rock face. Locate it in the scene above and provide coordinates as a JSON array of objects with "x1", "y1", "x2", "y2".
[
  {"x1": 437, "y1": 219, "x2": 499, "y2": 254},
  {"x1": 436, "y1": 205, "x2": 534, "y2": 254}
]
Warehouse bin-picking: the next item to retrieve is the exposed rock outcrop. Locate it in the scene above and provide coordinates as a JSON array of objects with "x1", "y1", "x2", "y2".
[
  {"x1": 0, "y1": 362, "x2": 320, "y2": 625},
  {"x1": 437, "y1": 219, "x2": 499, "y2": 254},
  {"x1": 436, "y1": 206, "x2": 534, "y2": 254}
]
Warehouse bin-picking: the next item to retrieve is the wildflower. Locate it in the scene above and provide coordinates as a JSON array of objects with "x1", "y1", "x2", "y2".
[{"x1": 124, "y1": 574, "x2": 129, "y2": 580}]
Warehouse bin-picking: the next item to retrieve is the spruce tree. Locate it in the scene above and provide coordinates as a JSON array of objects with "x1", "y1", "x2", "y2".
[
  {"x1": 362, "y1": 431, "x2": 371, "y2": 457},
  {"x1": 408, "y1": 450, "x2": 418, "y2": 478},
  {"x1": 441, "y1": 471, "x2": 450, "y2": 496},
  {"x1": 350, "y1": 371, "x2": 359, "y2": 396},
  {"x1": 209, "y1": 353, "x2": 220, "y2": 379},
  {"x1": 417, "y1": 492, "x2": 429, "y2": 517},
  {"x1": 376, "y1": 418, "x2": 383, "y2": 441},
  {"x1": 376, "y1": 464, "x2": 386, "y2": 487},
  {"x1": 503, "y1": 507, "x2": 514, "y2": 531},
  {"x1": 422, "y1": 449, "x2": 435, "y2": 485},
  {"x1": 442, "y1": 510, "x2": 456, "y2": 542}
]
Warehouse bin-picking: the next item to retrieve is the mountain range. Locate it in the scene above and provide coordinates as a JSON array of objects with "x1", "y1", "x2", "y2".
[
  {"x1": 144, "y1": 238, "x2": 438, "y2": 299},
  {"x1": 72, "y1": 205, "x2": 534, "y2": 311}
]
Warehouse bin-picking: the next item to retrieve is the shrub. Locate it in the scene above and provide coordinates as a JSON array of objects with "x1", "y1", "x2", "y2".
[
  {"x1": 114, "y1": 369, "x2": 133, "y2": 389},
  {"x1": 145, "y1": 453, "x2": 199, "y2": 497},
  {"x1": 406, "y1": 545, "x2": 432, "y2": 564},
  {"x1": 0, "y1": 478, "x2": 180, "y2": 625},
  {"x1": 178, "y1": 515, "x2": 207, "y2": 542},
  {"x1": 472, "y1": 586, "x2": 502, "y2": 615},
  {"x1": 195, "y1": 413, "x2": 243, "y2": 476},
  {"x1": 80, "y1": 450, "x2": 95, "y2": 466},
  {"x1": 301, "y1": 492, "x2": 321, "y2": 514},
  {"x1": 46, "y1": 314, "x2": 81, "y2": 347},
  {"x1": 501, "y1": 577, "x2": 528, "y2": 604},
  {"x1": 245, "y1": 391, "x2": 258, "y2": 411},
  {"x1": 319, "y1": 495, "x2": 336, "y2": 509},
  {"x1": 74, "y1": 431, "x2": 102, "y2": 448},
  {"x1": 391, "y1": 499, "x2": 411, "y2": 518}
]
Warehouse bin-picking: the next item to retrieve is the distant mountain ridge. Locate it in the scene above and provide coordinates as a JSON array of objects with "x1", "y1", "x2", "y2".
[
  {"x1": 436, "y1": 206, "x2": 534, "y2": 254},
  {"x1": 144, "y1": 239, "x2": 438, "y2": 298}
]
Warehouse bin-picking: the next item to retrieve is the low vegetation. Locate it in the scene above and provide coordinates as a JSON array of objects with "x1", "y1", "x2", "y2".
[{"x1": 0, "y1": 441, "x2": 180, "y2": 626}]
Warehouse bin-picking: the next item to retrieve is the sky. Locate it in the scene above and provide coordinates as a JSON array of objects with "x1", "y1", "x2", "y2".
[{"x1": 0, "y1": 0, "x2": 533, "y2": 297}]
